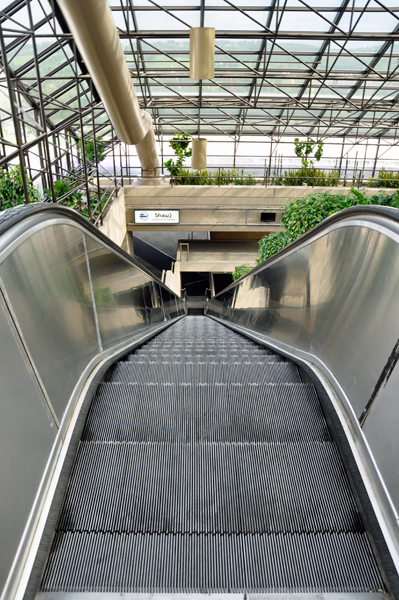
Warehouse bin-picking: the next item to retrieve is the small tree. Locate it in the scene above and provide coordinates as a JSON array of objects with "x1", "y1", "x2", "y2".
[
  {"x1": 294, "y1": 138, "x2": 324, "y2": 168},
  {"x1": 164, "y1": 133, "x2": 192, "y2": 178}
]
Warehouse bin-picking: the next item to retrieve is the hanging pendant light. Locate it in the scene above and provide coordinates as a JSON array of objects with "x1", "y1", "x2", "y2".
[
  {"x1": 192, "y1": 138, "x2": 207, "y2": 170},
  {"x1": 190, "y1": 27, "x2": 215, "y2": 80}
]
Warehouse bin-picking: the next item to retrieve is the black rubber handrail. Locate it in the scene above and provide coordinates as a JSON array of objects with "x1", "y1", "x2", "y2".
[
  {"x1": 0, "y1": 203, "x2": 171, "y2": 293},
  {"x1": 214, "y1": 204, "x2": 399, "y2": 297}
]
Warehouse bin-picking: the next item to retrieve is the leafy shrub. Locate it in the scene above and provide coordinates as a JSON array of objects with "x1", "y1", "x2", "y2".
[
  {"x1": 235, "y1": 172, "x2": 257, "y2": 185},
  {"x1": 232, "y1": 263, "x2": 254, "y2": 281},
  {"x1": 367, "y1": 168, "x2": 399, "y2": 188},
  {"x1": 258, "y1": 231, "x2": 295, "y2": 262},
  {"x1": 176, "y1": 168, "x2": 212, "y2": 185},
  {"x1": 78, "y1": 136, "x2": 106, "y2": 163},
  {"x1": 257, "y1": 188, "x2": 399, "y2": 263},
  {"x1": 45, "y1": 178, "x2": 109, "y2": 219},
  {"x1": 0, "y1": 165, "x2": 40, "y2": 210},
  {"x1": 175, "y1": 167, "x2": 258, "y2": 186},
  {"x1": 283, "y1": 167, "x2": 339, "y2": 187},
  {"x1": 45, "y1": 179, "x2": 83, "y2": 208}
]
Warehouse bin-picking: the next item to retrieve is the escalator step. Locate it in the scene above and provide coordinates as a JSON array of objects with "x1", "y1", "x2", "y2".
[
  {"x1": 82, "y1": 382, "x2": 330, "y2": 443},
  {"x1": 131, "y1": 354, "x2": 277, "y2": 362},
  {"x1": 58, "y1": 441, "x2": 363, "y2": 534},
  {"x1": 40, "y1": 316, "x2": 384, "y2": 595},
  {"x1": 106, "y1": 360, "x2": 295, "y2": 384},
  {"x1": 41, "y1": 531, "x2": 382, "y2": 594}
]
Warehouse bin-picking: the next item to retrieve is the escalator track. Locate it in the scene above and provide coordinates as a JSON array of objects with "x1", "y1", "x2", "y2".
[{"x1": 39, "y1": 316, "x2": 384, "y2": 595}]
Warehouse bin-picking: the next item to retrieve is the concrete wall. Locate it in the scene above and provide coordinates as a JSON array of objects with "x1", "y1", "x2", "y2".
[
  {"x1": 98, "y1": 188, "x2": 129, "y2": 249},
  {"x1": 124, "y1": 184, "x2": 381, "y2": 233},
  {"x1": 164, "y1": 268, "x2": 181, "y2": 296}
]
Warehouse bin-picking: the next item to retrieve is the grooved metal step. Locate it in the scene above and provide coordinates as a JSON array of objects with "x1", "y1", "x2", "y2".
[
  {"x1": 58, "y1": 441, "x2": 362, "y2": 534},
  {"x1": 82, "y1": 383, "x2": 330, "y2": 443},
  {"x1": 40, "y1": 316, "x2": 384, "y2": 596},
  {"x1": 106, "y1": 360, "x2": 293, "y2": 384},
  {"x1": 41, "y1": 531, "x2": 382, "y2": 594}
]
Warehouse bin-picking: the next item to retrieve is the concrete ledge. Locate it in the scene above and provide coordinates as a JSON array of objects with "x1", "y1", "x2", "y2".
[
  {"x1": 98, "y1": 188, "x2": 127, "y2": 247},
  {"x1": 124, "y1": 185, "x2": 385, "y2": 232}
]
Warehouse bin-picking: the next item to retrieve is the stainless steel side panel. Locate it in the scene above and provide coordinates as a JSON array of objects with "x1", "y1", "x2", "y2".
[
  {"x1": 363, "y1": 366, "x2": 399, "y2": 517},
  {"x1": 0, "y1": 292, "x2": 56, "y2": 597},
  {"x1": 85, "y1": 234, "x2": 150, "y2": 349},
  {"x1": 0, "y1": 208, "x2": 186, "y2": 600},
  {"x1": 0, "y1": 224, "x2": 99, "y2": 422},
  {"x1": 207, "y1": 217, "x2": 399, "y2": 541}
]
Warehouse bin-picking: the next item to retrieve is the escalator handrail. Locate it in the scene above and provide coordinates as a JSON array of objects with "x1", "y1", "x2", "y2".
[{"x1": 0, "y1": 203, "x2": 176, "y2": 296}]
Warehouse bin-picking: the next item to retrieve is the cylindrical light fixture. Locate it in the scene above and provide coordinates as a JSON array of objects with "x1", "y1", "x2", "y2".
[
  {"x1": 190, "y1": 27, "x2": 215, "y2": 79},
  {"x1": 192, "y1": 138, "x2": 207, "y2": 170}
]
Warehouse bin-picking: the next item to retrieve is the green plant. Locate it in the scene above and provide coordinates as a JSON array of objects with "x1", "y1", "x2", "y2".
[
  {"x1": 45, "y1": 179, "x2": 83, "y2": 206},
  {"x1": 164, "y1": 133, "x2": 192, "y2": 177},
  {"x1": 367, "y1": 168, "x2": 399, "y2": 189},
  {"x1": 257, "y1": 188, "x2": 399, "y2": 264},
  {"x1": 174, "y1": 167, "x2": 258, "y2": 186},
  {"x1": 0, "y1": 165, "x2": 40, "y2": 210},
  {"x1": 294, "y1": 138, "x2": 324, "y2": 168},
  {"x1": 78, "y1": 136, "x2": 106, "y2": 163},
  {"x1": 175, "y1": 167, "x2": 213, "y2": 185},
  {"x1": 234, "y1": 171, "x2": 257, "y2": 185},
  {"x1": 258, "y1": 231, "x2": 294, "y2": 262},
  {"x1": 283, "y1": 167, "x2": 339, "y2": 187},
  {"x1": 232, "y1": 263, "x2": 254, "y2": 281}
]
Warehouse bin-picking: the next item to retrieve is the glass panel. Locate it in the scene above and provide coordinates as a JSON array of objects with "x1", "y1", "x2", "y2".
[
  {"x1": 0, "y1": 224, "x2": 99, "y2": 420},
  {"x1": 85, "y1": 235, "x2": 151, "y2": 349}
]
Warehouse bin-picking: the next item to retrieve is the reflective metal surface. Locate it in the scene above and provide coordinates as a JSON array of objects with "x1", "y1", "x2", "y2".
[
  {"x1": 0, "y1": 224, "x2": 99, "y2": 421},
  {"x1": 85, "y1": 234, "x2": 150, "y2": 349},
  {"x1": 206, "y1": 210, "x2": 399, "y2": 556},
  {"x1": 0, "y1": 291, "x2": 56, "y2": 600},
  {"x1": 0, "y1": 206, "x2": 185, "y2": 600}
]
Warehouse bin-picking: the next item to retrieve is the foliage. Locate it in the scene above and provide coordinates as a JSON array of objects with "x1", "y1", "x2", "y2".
[
  {"x1": 258, "y1": 231, "x2": 295, "y2": 262},
  {"x1": 77, "y1": 136, "x2": 106, "y2": 164},
  {"x1": 283, "y1": 167, "x2": 339, "y2": 187},
  {"x1": 45, "y1": 179, "x2": 83, "y2": 208},
  {"x1": 45, "y1": 178, "x2": 109, "y2": 219},
  {"x1": 175, "y1": 167, "x2": 258, "y2": 185},
  {"x1": 232, "y1": 263, "x2": 254, "y2": 281},
  {"x1": 258, "y1": 188, "x2": 399, "y2": 263},
  {"x1": 367, "y1": 168, "x2": 399, "y2": 188},
  {"x1": 0, "y1": 165, "x2": 40, "y2": 210},
  {"x1": 294, "y1": 138, "x2": 324, "y2": 168},
  {"x1": 164, "y1": 132, "x2": 192, "y2": 177},
  {"x1": 234, "y1": 171, "x2": 257, "y2": 185},
  {"x1": 175, "y1": 168, "x2": 212, "y2": 185}
]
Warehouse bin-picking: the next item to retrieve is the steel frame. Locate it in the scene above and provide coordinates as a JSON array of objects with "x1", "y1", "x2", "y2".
[{"x1": 0, "y1": 0, "x2": 399, "y2": 218}]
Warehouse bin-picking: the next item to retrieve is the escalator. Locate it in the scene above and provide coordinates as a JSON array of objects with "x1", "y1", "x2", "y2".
[
  {"x1": 2, "y1": 204, "x2": 399, "y2": 600},
  {"x1": 39, "y1": 316, "x2": 383, "y2": 595}
]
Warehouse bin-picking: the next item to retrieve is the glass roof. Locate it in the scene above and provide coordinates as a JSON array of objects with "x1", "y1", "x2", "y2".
[{"x1": 0, "y1": 0, "x2": 399, "y2": 158}]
